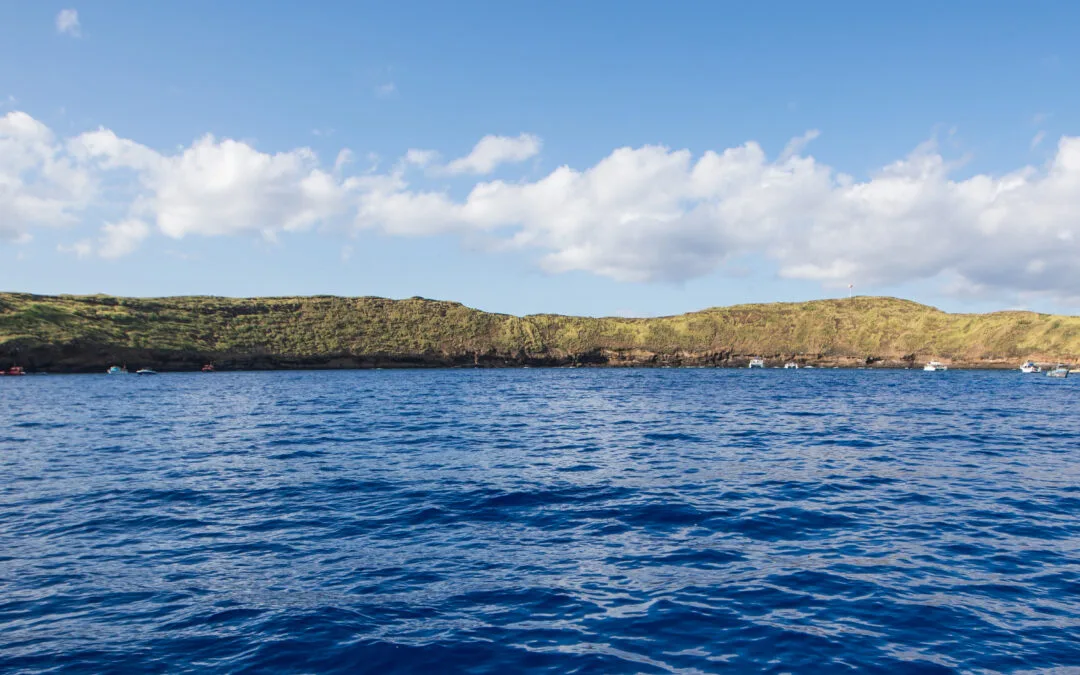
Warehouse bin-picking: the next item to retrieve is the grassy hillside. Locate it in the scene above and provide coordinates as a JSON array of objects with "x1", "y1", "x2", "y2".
[{"x1": 2, "y1": 292, "x2": 1079, "y2": 371}]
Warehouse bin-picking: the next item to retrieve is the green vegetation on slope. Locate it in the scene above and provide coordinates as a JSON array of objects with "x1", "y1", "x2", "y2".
[{"x1": 1, "y1": 293, "x2": 1079, "y2": 369}]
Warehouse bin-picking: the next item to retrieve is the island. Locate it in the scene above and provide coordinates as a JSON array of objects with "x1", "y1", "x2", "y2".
[{"x1": 1, "y1": 293, "x2": 1078, "y2": 372}]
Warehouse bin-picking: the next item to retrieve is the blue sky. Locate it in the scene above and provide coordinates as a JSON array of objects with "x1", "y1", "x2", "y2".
[{"x1": 3, "y1": 1, "x2": 1080, "y2": 316}]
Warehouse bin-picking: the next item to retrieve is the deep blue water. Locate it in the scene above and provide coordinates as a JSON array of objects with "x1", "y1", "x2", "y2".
[{"x1": 1, "y1": 369, "x2": 1079, "y2": 673}]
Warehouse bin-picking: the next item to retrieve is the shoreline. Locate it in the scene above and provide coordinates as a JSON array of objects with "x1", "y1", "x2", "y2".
[{"x1": 2, "y1": 360, "x2": 1057, "y2": 375}]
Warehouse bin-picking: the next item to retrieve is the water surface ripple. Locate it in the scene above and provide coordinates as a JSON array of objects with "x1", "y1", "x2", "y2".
[{"x1": 2, "y1": 369, "x2": 1079, "y2": 672}]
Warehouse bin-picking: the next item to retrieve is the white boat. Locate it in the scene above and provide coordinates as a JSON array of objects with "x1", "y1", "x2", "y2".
[
  {"x1": 1020, "y1": 361, "x2": 1041, "y2": 374},
  {"x1": 783, "y1": 362, "x2": 799, "y2": 369},
  {"x1": 135, "y1": 368, "x2": 158, "y2": 376},
  {"x1": 748, "y1": 358, "x2": 765, "y2": 369},
  {"x1": 923, "y1": 361, "x2": 947, "y2": 372},
  {"x1": 1046, "y1": 364, "x2": 1069, "y2": 378},
  {"x1": 106, "y1": 365, "x2": 128, "y2": 375}
]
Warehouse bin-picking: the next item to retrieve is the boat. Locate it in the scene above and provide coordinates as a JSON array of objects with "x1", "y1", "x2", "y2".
[
  {"x1": 783, "y1": 362, "x2": 799, "y2": 369},
  {"x1": 1046, "y1": 364, "x2": 1069, "y2": 378},
  {"x1": 2, "y1": 366, "x2": 25, "y2": 376},
  {"x1": 1020, "y1": 361, "x2": 1041, "y2": 374},
  {"x1": 923, "y1": 361, "x2": 947, "y2": 372},
  {"x1": 748, "y1": 358, "x2": 765, "y2": 369},
  {"x1": 201, "y1": 364, "x2": 215, "y2": 372},
  {"x1": 106, "y1": 366, "x2": 128, "y2": 375},
  {"x1": 135, "y1": 368, "x2": 158, "y2": 375}
]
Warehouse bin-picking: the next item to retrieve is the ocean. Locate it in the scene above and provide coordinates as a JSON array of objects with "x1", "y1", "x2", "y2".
[{"x1": 1, "y1": 369, "x2": 1078, "y2": 672}]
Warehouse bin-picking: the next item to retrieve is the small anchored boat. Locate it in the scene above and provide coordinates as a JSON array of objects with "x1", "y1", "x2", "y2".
[
  {"x1": 1020, "y1": 361, "x2": 1041, "y2": 374},
  {"x1": 748, "y1": 358, "x2": 765, "y2": 369},
  {"x1": 923, "y1": 361, "x2": 947, "y2": 372},
  {"x1": 106, "y1": 365, "x2": 128, "y2": 375},
  {"x1": 201, "y1": 364, "x2": 215, "y2": 372},
  {"x1": 135, "y1": 368, "x2": 158, "y2": 376},
  {"x1": 1046, "y1": 364, "x2": 1069, "y2": 378},
  {"x1": 2, "y1": 366, "x2": 25, "y2": 376},
  {"x1": 783, "y1": 362, "x2": 799, "y2": 369}
]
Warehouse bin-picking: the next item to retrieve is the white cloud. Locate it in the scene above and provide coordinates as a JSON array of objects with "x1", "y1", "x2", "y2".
[
  {"x1": 779, "y1": 129, "x2": 820, "y2": 160},
  {"x1": 57, "y1": 239, "x2": 92, "y2": 258},
  {"x1": 1031, "y1": 130, "x2": 1046, "y2": 149},
  {"x1": 72, "y1": 130, "x2": 351, "y2": 239},
  {"x1": 403, "y1": 148, "x2": 439, "y2": 168},
  {"x1": 333, "y1": 148, "x2": 354, "y2": 173},
  {"x1": 375, "y1": 82, "x2": 397, "y2": 98},
  {"x1": 56, "y1": 9, "x2": 80, "y2": 37},
  {"x1": 444, "y1": 133, "x2": 541, "y2": 175},
  {"x1": 98, "y1": 218, "x2": 149, "y2": 258},
  {"x1": 57, "y1": 220, "x2": 149, "y2": 259},
  {"x1": 5, "y1": 111, "x2": 355, "y2": 253},
  {"x1": 0, "y1": 111, "x2": 95, "y2": 241}
]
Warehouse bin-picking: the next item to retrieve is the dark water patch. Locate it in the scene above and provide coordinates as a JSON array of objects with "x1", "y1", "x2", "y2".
[
  {"x1": 726, "y1": 507, "x2": 860, "y2": 541},
  {"x1": 617, "y1": 502, "x2": 725, "y2": 531},
  {"x1": 554, "y1": 464, "x2": 598, "y2": 473},
  {"x1": 617, "y1": 547, "x2": 745, "y2": 570},
  {"x1": 11, "y1": 421, "x2": 68, "y2": 429},
  {"x1": 767, "y1": 569, "x2": 881, "y2": 600},
  {"x1": 642, "y1": 432, "x2": 705, "y2": 443},
  {"x1": 812, "y1": 437, "x2": 883, "y2": 449},
  {"x1": 269, "y1": 449, "x2": 326, "y2": 460}
]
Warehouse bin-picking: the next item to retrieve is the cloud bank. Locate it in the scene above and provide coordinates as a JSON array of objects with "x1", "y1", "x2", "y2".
[
  {"x1": 5, "y1": 109, "x2": 1080, "y2": 300},
  {"x1": 444, "y1": 133, "x2": 542, "y2": 175}
]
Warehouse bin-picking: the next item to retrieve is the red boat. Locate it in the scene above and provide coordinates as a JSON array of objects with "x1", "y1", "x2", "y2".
[
  {"x1": 201, "y1": 364, "x2": 215, "y2": 372},
  {"x1": 3, "y1": 366, "x2": 26, "y2": 376}
]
